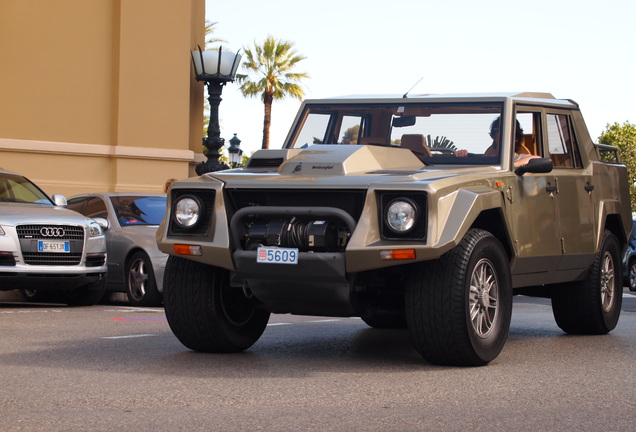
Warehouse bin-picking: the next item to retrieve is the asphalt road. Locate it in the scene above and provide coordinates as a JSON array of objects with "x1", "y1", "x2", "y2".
[{"x1": 1, "y1": 291, "x2": 635, "y2": 432}]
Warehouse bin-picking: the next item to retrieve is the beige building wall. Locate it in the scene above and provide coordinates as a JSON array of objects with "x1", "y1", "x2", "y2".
[{"x1": 0, "y1": 0, "x2": 205, "y2": 196}]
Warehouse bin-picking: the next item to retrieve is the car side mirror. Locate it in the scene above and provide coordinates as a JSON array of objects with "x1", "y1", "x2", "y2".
[
  {"x1": 514, "y1": 157, "x2": 553, "y2": 176},
  {"x1": 92, "y1": 217, "x2": 109, "y2": 230},
  {"x1": 51, "y1": 194, "x2": 67, "y2": 207}
]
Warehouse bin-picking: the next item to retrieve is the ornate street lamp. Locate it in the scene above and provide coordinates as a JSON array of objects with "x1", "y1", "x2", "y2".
[
  {"x1": 191, "y1": 46, "x2": 242, "y2": 175},
  {"x1": 227, "y1": 133, "x2": 243, "y2": 168}
]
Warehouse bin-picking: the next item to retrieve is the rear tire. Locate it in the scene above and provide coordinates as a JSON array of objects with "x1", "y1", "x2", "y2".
[
  {"x1": 406, "y1": 229, "x2": 512, "y2": 366},
  {"x1": 628, "y1": 260, "x2": 636, "y2": 292},
  {"x1": 551, "y1": 230, "x2": 622, "y2": 334},
  {"x1": 163, "y1": 256, "x2": 270, "y2": 352}
]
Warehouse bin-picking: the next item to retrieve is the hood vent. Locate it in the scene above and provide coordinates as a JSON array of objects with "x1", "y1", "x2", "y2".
[{"x1": 246, "y1": 157, "x2": 284, "y2": 169}]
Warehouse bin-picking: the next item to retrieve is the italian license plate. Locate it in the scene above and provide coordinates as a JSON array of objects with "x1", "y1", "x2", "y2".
[
  {"x1": 38, "y1": 240, "x2": 70, "y2": 253},
  {"x1": 256, "y1": 247, "x2": 299, "y2": 265}
]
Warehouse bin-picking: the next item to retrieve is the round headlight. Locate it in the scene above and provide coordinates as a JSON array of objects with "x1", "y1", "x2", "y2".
[
  {"x1": 386, "y1": 199, "x2": 417, "y2": 233},
  {"x1": 173, "y1": 196, "x2": 202, "y2": 228}
]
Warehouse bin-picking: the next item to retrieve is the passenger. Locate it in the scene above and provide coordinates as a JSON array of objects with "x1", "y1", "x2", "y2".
[{"x1": 457, "y1": 117, "x2": 539, "y2": 167}]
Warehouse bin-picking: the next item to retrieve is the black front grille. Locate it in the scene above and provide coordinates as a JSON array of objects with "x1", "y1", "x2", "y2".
[
  {"x1": 17, "y1": 225, "x2": 85, "y2": 266},
  {"x1": 22, "y1": 252, "x2": 83, "y2": 266},
  {"x1": 17, "y1": 225, "x2": 84, "y2": 240},
  {"x1": 226, "y1": 189, "x2": 367, "y2": 221}
]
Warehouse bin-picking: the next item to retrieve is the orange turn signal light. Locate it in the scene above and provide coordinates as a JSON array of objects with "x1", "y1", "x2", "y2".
[
  {"x1": 173, "y1": 244, "x2": 202, "y2": 256},
  {"x1": 380, "y1": 249, "x2": 416, "y2": 260}
]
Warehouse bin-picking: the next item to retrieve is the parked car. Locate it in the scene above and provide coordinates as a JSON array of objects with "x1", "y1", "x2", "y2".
[
  {"x1": 67, "y1": 193, "x2": 167, "y2": 306},
  {"x1": 0, "y1": 168, "x2": 107, "y2": 305},
  {"x1": 623, "y1": 220, "x2": 636, "y2": 291},
  {"x1": 157, "y1": 92, "x2": 632, "y2": 366}
]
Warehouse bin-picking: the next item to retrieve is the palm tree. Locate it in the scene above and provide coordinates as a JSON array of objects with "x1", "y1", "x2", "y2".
[
  {"x1": 237, "y1": 36, "x2": 309, "y2": 149},
  {"x1": 205, "y1": 21, "x2": 225, "y2": 47}
]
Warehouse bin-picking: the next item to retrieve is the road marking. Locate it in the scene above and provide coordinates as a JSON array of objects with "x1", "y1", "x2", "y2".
[
  {"x1": 102, "y1": 334, "x2": 159, "y2": 339},
  {"x1": 0, "y1": 309, "x2": 64, "y2": 314},
  {"x1": 267, "y1": 322, "x2": 292, "y2": 326},
  {"x1": 103, "y1": 306, "x2": 162, "y2": 313}
]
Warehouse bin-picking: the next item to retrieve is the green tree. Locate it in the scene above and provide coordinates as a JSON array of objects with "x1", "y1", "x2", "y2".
[
  {"x1": 237, "y1": 36, "x2": 309, "y2": 149},
  {"x1": 599, "y1": 121, "x2": 636, "y2": 212},
  {"x1": 341, "y1": 125, "x2": 360, "y2": 144}
]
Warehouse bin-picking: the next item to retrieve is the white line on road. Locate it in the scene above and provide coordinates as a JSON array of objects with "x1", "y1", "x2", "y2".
[{"x1": 102, "y1": 334, "x2": 159, "y2": 339}]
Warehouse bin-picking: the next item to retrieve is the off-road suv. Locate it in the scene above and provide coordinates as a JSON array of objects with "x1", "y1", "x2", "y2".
[{"x1": 157, "y1": 92, "x2": 631, "y2": 366}]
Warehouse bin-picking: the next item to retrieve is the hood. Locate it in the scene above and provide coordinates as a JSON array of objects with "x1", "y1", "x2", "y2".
[
  {"x1": 0, "y1": 202, "x2": 91, "y2": 225},
  {"x1": 212, "y1": 145, "x2": 499, "y2": 188},
  {"x1": 247, "y1": 144, "x2": 424, "y2": 175}
]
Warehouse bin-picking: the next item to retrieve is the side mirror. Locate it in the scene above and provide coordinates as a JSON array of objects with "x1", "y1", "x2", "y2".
[
  {"x1": 92, "y1": 217, "x2": 109, "y2": 230},
  {"x1": 514, "y1": 157, "x2": 553, "y2": 176},
  {"x1": 51, "y1": 194, "x2": 67, "y2": 207}
]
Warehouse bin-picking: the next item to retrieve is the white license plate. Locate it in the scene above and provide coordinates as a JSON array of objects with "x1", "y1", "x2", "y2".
[
  {"x1": 256, "y1": 247, "x2": 299, "y2": 265},
  {"x1": 38, "y1": 240, "x2": 70, "y2": 253}
]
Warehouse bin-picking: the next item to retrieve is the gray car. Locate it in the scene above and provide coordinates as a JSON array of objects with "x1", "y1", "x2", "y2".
[
  {"x1": 67, "y1": 193, "x2": 167, "y2": 306},
  {"x1": 0, "y1": 168, "x2": 107, "y2": 305}
]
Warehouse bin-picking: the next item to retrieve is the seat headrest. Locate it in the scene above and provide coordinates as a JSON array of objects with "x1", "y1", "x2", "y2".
[{"x1": 401, "y1": 134, "x2": 431, "y2": 157}]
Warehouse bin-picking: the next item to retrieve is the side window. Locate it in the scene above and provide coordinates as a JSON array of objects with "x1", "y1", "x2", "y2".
[
  {"x1": 339, "y1": 115, "x2": 365, "y2": 144},
  {"x1": 515, "y1": 111, "x2": 542, "y2": 157},
  {"x1": 84, "y1": 197, "x2": 108, "y2": 219},
  {"x1": 546, "y1": 114, "x2": 582, "y2": 168},
  {"x1": 66, "y1": 198, "x2": 87, "y2": 214}
]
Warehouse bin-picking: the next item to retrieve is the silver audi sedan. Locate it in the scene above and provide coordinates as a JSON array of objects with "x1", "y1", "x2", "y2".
[
  {"x1": 67, "y1": 193, "x2": 167, "y2": 306},
  {"x1": 0, "y1": 169, "x2": 107, "y2": 305}
]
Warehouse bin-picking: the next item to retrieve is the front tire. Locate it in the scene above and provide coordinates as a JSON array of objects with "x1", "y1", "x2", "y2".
[
  {"x1": 126, "y1": 251, "x2": 161, "y2": 306},
  {"x1": 406, "y1": 229, "x2": 512, "y2": 366},
  {"x1": 60, "y1": 279, "x2": 107, "y2": 306},
  {"x1": 163, "y1": 256, "x2": 270, "y2": 352},
  {"x1": 551, "y1": 230, "x2": 622, "y2": 334}
]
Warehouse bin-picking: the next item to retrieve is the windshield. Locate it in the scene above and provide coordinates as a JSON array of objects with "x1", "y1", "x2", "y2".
[
  {"x1": 110, "y1": 196, "x2": 167, "y2": 226},
  {"x1": 288, "y1": 102, "x2": 503, "y2": 165},
  {"x1": 0, "y1": 173, "x2": 53, "y2": 204}
]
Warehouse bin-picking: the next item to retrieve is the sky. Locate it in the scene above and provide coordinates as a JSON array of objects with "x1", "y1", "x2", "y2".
[{"x1": 204, "y1": 0, "x2": 636, "y2": 157}]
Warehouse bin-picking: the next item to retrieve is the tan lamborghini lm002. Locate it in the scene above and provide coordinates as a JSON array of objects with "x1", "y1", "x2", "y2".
[{"x1": 157, "y1": 92, "x2": 631, "y2": 366}]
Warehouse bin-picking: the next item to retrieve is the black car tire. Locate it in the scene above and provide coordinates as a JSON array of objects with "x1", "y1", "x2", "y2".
[
  {"x1": 22, "y1": 289, "x2": 53, "y2": 303},
  {"x1": 163, "y1": 256, "x2": 270, "y2": 352},
  {"x1": 629, "y1": 260, "x2": 636, "y2": 292},
  {"x1": 406, "y1": 229, "x2": 512, "y2": 366},
  {"x1": 551, "y1": 230, "x2": 622, "y2": 334},
  {"x1": 61, "y1": 278, "x2": 107, "y2": 306},
  {"x1": 126, "y1": 251, "x2": 162, "y2": 306}
]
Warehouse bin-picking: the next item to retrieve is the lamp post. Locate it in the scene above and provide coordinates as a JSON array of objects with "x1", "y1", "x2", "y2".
[
  {"x1": 227, "y1": 133, "x2": 243, "y2": 168},
  {"x1": 191, "y1": 46, "x2": 242, "y2": 175}
]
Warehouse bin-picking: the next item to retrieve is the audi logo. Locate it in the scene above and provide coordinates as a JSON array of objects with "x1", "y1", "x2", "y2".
[{"x1": 40, "y1": 227, "x2": 65, "y2": 237}]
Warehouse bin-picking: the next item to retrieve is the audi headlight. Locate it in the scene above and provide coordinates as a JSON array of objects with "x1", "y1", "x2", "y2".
[
  {"x1": 88, "y1": 221, "x2": 102, "y2": 237},
  {"x1": 385, "y1": 199, "x2": 417, "y2": 233},
  {"x1": 173, "y1": 195, "x2": 203, "y2": 229}
]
